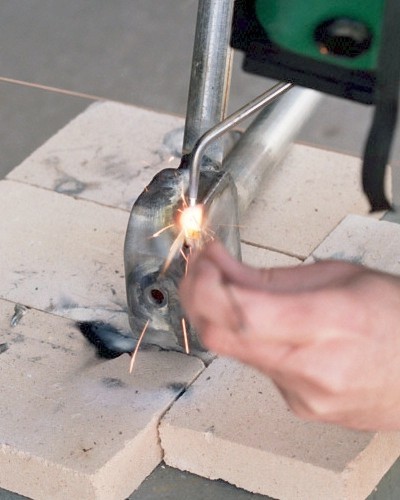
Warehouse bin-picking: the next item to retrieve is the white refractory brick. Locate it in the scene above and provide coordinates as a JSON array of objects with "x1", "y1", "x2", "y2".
[
  {"x1": 308, "y1": 214, "x2": 400, "y2": 273},
  {"x1": 3, "y1": 100, "x2": 395, "y2": 500},
  {"x1": 241, "y1": 144, "x2": 378, "y2": 259},
  {"x1": 160, "y1": 358, "x2": 400, "y2": 500},
  {"x1": 7, "y1": 102, "x2": 184, "y2": 211},
  {"x1": 7, "y1": 101, "x2": 376, "y2": 260},
  {"x1": 0, "y1": 180, "x2": 130, "y2": 329},
  {"x1": 0, "y1": 299, "x2": 204, "y2": 500},
  {"x1": 241, "y1": 242, "x2": 301, "y2": 268},
  {"x1": 160, "y1": 215, "x2": 400, "y2": 500}
]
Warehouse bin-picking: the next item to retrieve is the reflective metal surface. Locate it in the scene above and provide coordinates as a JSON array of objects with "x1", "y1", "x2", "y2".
[
  {"x1": 124, "y1": 166, "x2": 240, "y2": 356},
  {"x1": 187, "y1": 82, "x2": 293, "y2": 206},
  {"x1": 182, "y1": 0, "x2": 234, "y2": 164},
  {"x1": 225, "y1": 87, "x2": 322, "y2": 217}
]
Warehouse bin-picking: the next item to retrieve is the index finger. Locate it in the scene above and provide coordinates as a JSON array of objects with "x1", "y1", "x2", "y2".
[{"x1": 202, "y1": 241, "x2": 364, "y2": 293}]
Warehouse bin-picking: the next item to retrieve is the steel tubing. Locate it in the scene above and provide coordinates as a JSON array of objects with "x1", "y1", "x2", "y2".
[
  {"x1": 182, "y1": 0, "x2": 234, "y2": 162},
  {"x1": 224, "y1": 87, "x2": 323, "y2": 217}
]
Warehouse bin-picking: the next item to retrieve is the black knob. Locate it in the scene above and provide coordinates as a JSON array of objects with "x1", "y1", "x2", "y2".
[{"x1": 314, "y1": 18, "x2": 372, "y2": 58}]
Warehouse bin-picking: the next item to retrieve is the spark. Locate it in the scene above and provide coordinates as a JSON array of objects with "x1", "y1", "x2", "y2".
[
  {"x1": 150, "y1": 224, "x2": 175, "y2": 239},
  {"x1": 202, "y1": 226, "x2": 215, "y2": 242},
  {"x1": 129, "y1": 320, "x2": 150, "y2": 374},
  {"x1": 180, "y1": 248, "x2": 190, "y2": 276},
  {"x1": 180, "y1": 187, "x2": 187, "y2": 205},
  {"x1": 180, "y1": 248, "x2": 189, "y2": 263},
  {"x1": 163, "y1": 230, "x2": 186, "y2": 273},
  {"x1": 181, "y1": 318, "x2": 190, "y2": 354}
]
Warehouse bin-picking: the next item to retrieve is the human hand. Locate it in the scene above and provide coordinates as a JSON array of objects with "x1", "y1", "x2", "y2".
[{"x1": 179, "y1": 241, "x2": 400, "y2": 430}]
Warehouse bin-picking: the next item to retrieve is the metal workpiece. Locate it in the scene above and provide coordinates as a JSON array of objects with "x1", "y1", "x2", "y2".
[
  {"x1": 124, "y1": 167, "x2": 240, "y2": 357},
  {"x1": 187, "y1": 82, "x2": 293, "y2": 206},
  {"x1": 123, "y1": 5, "x2": 320, "y2": 358},
  {"x1": 225, "y1": 87, "x2": 322, "y2": 217},
  {"x1": 124, "y1": 87, "x2": 320, "y2": 356},
  {"x1": 182, "y1": 0, "x2": 234, "y2": 164}
]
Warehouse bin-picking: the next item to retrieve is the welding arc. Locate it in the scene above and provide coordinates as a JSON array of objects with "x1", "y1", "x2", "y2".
[{"x1": 187, "y1": 81, "x2": 293, "y2": 207}]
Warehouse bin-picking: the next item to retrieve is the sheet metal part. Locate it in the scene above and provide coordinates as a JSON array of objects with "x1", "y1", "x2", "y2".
[
  {"x1": 187, "y1": 81, "x2": 293, "y2": 206},
  {"x1": 124, "y1": 167, "x2": 240, "y2": 357}
]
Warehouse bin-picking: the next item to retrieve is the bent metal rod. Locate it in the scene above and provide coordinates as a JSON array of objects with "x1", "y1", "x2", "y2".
[{"x1": 187, "y1": 81, "x2": 294, "y2": 207}]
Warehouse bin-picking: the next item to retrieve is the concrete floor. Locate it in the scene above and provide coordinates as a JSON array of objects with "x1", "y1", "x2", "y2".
[{"x1": 1, "y1": 2, "x2": 400, "y2": 499}]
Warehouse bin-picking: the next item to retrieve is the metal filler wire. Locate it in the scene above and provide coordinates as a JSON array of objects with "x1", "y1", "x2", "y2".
[{"x1": 187, "y1": 81, "x2": 293, "y2": 207}]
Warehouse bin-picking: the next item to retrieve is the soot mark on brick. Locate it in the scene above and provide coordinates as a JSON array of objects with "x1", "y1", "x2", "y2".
[
  {"x1": 0, "y1": 343, "x2": 9, "y2": 354},
  {"x1": 28, "y1": 356, "x2": 42, "y2": 363},
  {"x1": 167, "y1": 382, "x2": 186, "y2": 394},
  {"x1": 77, "y1": 321, "x2": 136, "y2": 359},
  {"x1": 161, "y1": 127, "x2": 184, "y2": 158},
  {"x1": 55, "y1": 176, "x2": 86, "y2": 196},
  {"x1": 102, "y1": 377, "x2": 127, "y2": 389},
  {"x1": 12, "y1": 334, "x2": 25, "y2": 344}
]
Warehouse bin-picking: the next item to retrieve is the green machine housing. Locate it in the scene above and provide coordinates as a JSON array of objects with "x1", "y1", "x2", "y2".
[
  {"x1": 231, "y1": 0, "x2": 384, "y2": 104},
  {"x1": 231, "y1": 0, "x2": 400, "y2": 212}
]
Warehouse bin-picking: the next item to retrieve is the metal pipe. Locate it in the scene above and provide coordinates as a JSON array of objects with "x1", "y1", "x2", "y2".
[
  {"x1": 182, "y1": 0, "x2": 234, "y2": 162},
  {"x1": 224, "y1": 87, "x2": 323, "y2": 218},
  {"x1": 188, "y1": 82, "x2": 293, "y2": 206}
]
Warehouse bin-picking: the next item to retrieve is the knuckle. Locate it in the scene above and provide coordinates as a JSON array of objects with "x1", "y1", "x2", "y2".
[
  {"x1": 300, "y1": 365, "x2": 350, "y2": 403},
  {"x1": 281, "y1": 367, "x2": 348, "y2": 420},
  {"x1": 291, "y1": 393, "x2": 337, "y2": 421}
]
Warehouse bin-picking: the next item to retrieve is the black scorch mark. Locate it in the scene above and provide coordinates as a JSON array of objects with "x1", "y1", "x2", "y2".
[
  {"x1": 54, "y1": 176, "x2": 86, "y2": 196},
  {"x1": 167, "y1": 382, "x2": 186, "y2": 394},
  {"x1": 77, "y1": 321, "x2": 136, "y2": 359},
  {"x1": 0, "y1": 343, "x2": 9, "y2": 354}
]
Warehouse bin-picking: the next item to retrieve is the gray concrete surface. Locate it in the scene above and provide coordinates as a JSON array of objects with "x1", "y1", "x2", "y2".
[
  {"x1": 1, "y1": 2, "x2": 400, "y2": 499},
  {"x1": 132, "y1": 459, "x2": 400, "y2": 500}
]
